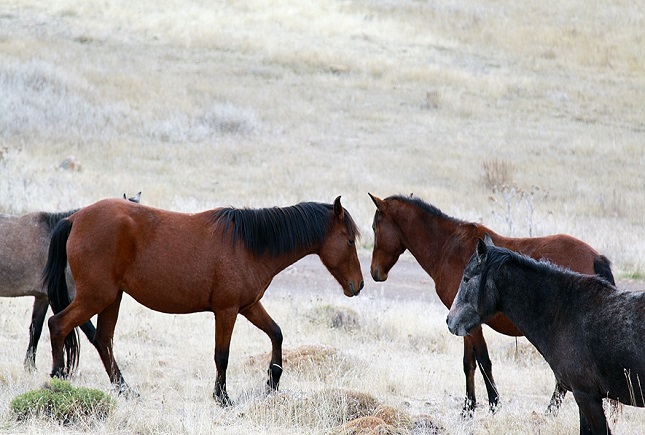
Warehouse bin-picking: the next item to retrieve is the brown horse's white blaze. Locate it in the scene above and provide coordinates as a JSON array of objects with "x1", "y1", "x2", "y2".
[
  {"x1": 368, "y1": 193, "x2": 614, "y2": 415},
  {"x1": 44, "y1": 196, "x2": 363, "y2": 404}
]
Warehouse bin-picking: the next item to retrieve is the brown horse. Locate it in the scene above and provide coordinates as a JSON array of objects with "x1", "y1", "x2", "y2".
[
  {"x1": 368, "y1": 193, "x2": 615, "y2": 415},
  {"x1": 0, "y1": 192, "x2": 140, "y2": 370},
  {"x1": 44, "y1": 196, "x2": 363, "y2": 404},
  {"x1": 448, "y1": 239, "x2": 644, "y2": 434}
]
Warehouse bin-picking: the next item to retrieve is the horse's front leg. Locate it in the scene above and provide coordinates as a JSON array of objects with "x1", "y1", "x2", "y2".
[
  {"x1": 240, "y1": 301, "x2": 283, "y2": 391},
  {"x1": 24, "y1": 295, "x2": 49, "y2": 371},
  {"x1": 470, "y1": 326, "x2": 500, "y2": 413},
  {"x1": 462, "y1": 335, "x2": 478, "y2": 416},
  {"x1": 573, "y1": 390, "x2": 609, "y2": 435},
  {"x1": 213, "y1": 309, "x2": 238, "y2": 406}
]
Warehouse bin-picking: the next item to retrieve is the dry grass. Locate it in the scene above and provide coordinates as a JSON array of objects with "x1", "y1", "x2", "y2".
[{"x1": 1, "y1": 0, "x2": 645, "y2": 433}]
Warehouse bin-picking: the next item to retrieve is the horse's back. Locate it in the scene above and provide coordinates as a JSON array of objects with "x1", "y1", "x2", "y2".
[
  {"x1": 499, "y1": 233, "x2": 600, "y2": 275},
  {"x1": 66, "y1": 199, "x2": 230, "y2": 313}
]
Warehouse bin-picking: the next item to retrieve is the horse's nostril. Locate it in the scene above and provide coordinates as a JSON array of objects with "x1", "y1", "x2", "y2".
[{"x1": 359, "y1": 280, "x2": 364, "y2": 291}]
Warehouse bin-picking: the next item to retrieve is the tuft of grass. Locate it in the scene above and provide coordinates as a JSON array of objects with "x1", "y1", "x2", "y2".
[{"x1": 10, "y1": 378, "x2": 115, "y2": 424}]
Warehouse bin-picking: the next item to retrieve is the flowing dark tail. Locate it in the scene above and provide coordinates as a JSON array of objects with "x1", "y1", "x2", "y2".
[
  {"x1": 43, "y1": 218, "x2": 80, "y2": 376},
  {"x1": 594, "y1": 255, "x2": 616, "y2": 286}
]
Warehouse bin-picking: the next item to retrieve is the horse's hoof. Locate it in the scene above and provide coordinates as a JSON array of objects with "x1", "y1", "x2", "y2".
[
  {"x1": 461, "y1": 398, "x2": 475, "y2": 418},
  {"x1": 24, "y1": 354, "x2": 37, "y2": 373},
  {"x1": 265, "y1": 379, "x2": 280, "y2": 393},
  {"x1": 489, "y1": 401, "x2": 501, "y2": 414},
  {"x1": 545, "y1": 404, "x2": 560, "y2": 417},
  {"x1": 50, "y1": 369, "x2": 68, "y2": 380},
  {"x1": 213, "y1": 391, "x2": 233, "y2": 407},
  {"x1": 117, "y1": 384, "x2": 140, "y2": 399}
]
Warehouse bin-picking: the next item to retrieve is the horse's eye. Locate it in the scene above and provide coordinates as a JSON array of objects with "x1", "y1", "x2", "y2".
[
  {"x1": 463, "y1": 276, "x2": 470, "y2": 283},
  {"x1": 348, "y1": 240, "x2": 355, "y2": 246}
]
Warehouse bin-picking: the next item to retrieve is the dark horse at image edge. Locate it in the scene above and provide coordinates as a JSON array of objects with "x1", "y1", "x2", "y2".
[
  {"x1": 43, "y1": 196, "x2": 363, "y2": 404},
  {"x1": 368, "y1": 193, "x2": 615, "y2": 415},
  {"x1": 0, "y1": 192, "x2": 140, "y2": 370},
  {"x1": 448, "y1": 239, "x2": 645, "y2": 435}
]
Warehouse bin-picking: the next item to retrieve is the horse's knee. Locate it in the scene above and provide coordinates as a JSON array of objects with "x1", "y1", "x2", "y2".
[{"x1": 463, "y1": 353, "x2": 476, "y2": 375}]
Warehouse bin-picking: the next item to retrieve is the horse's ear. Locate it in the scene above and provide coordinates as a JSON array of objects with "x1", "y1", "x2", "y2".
[
  {"x1": 368, "y1": 193, "x2": 384, "y2": 211},
  {"x1": 476, "y1": 238, "x2": 488, "y2": 264},
  {"x1": 483, "y1": 233, "x2": 494, "y2": 246},
  {"x1": 126, "y1": 192, "x2": 142, "y2": 204},
  {"x1": 333, "y1": 196, "x2": 345, "y2": 220}
]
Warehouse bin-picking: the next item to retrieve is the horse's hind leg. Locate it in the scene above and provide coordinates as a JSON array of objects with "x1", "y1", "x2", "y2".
[
  {"x1": 48, "y1": 299, "x2": 94, "y2": 378},
  {"x1": 93, "y1": 292, "x2": 136, "y2": 397},
  {"x1": 24, "y1": 295, "x2": 49, "y2": 371},
  {"x1": 240, "y1": 302, "x2": 283, "y2": 392},
  {"x1": 469, "y1": 327, "x2": 500, "y2": 413},
  {"x1": 546, "y1": 381, "x2": 567, "y2": 416},
  {"x1": 213, "y1": 308, "x2": 238, "y2": 406}
]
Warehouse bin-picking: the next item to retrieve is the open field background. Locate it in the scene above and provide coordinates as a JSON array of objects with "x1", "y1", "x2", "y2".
[{"x1": 1, "y1": 0, "x2": 644, "y2": 433}]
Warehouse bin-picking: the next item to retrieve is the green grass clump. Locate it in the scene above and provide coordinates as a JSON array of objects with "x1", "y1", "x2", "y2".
[{"x1": 10, "y1": 378, "x2": 115, "y2": 424}]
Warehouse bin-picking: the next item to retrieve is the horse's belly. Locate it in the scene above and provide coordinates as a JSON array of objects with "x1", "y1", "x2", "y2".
[{"x1": 123, "y1": 282, "x2": 213, "y2": 314}]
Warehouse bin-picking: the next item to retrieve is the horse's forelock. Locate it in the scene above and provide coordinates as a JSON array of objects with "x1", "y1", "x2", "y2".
[
  {"x1": 477, "y1": 247, "x2": 512, "y2": 311},
  {"x1": 342, "y1": 207, "x2": 360, "y2": 240}
]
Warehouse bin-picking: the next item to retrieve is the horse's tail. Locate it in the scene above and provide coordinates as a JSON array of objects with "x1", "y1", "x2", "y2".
[
  {"x1": 594, "y1": 254, "x2": 616, "y2": 286},
  {"x1": 43, "y1": 218, "x2": 79, "y2": 376}
]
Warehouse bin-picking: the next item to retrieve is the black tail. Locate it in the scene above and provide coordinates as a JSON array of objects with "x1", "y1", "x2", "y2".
[
  {"x1": 594, "y1": 255, "x2": 616, "y2": 286},
  {"x1": 43, "y1": 218, "x2": 79, "y2": 376}
]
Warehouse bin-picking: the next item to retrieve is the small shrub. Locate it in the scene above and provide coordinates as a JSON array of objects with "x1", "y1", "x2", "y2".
[
  {"x1": 307, "y1": 305, "x2": 361, "y2": 330},
  {"x1": 10, "y1": 378, "x2": 115, "y2": 424},
  {"x1": 481, "y1": 158, "x2": 516, "y2": 190}
]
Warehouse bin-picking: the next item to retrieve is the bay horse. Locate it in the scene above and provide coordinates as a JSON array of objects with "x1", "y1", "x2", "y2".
[
  {"x1": 0, "y1": 192, "x2": 140, "y2": 370},
  {"x1": 43, "y1": 196, "x2": 363, "y2": 404},
  {"x1": 368, "y1": 193, "x2": 615, "y2": 415},
  {"x1": 448, "y1": 239, "x2": 645, "y2": 435}
]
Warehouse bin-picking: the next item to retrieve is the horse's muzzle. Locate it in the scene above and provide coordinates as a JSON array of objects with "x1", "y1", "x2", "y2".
[
  {"x1": 346, "y1": 280, "x2": 364, "y2": 297},
  {"x1": 370, "y1": 267, "x2": 387, "y2": 282}
]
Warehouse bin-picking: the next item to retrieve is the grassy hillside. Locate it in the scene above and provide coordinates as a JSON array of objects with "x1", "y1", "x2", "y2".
[{"x1": 1, "y1": 0, "x2": 644, "y2": 433}]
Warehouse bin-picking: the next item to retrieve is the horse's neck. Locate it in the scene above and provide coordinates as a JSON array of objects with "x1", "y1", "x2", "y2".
[
  {"x1": 397, "y1": 209, "x2": 452, "y2": 268},
  {"x1": 494, "y1": 263, "x2": 565, "y2": 353},
  {"x1": 262, "y1": 248, "x2": 314, "y2": 279},
  {"x1": 396, "y1": 208, "x2": 466, "y2": 296}
]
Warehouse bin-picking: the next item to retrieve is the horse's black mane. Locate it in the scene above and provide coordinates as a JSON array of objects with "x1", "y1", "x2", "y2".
[
  {"x1": 212, "y1": 202, "x2": 360, "y2": 257},
  {"x1": 388, "y1": 194, "x2": 466, "y2": 225},
  {"x1": 478, "y1": 245, "x2": 612, "y2": 303},
  {"x1": 41, "y1": 209, "x2": 80, "y2": 235}
]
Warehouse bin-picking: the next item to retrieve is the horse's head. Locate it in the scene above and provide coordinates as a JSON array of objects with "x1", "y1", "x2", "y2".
[
  {"x1": 368, "y1": 193, "x2": 405, "y2": 282},
  {"x1": 318, "y1": 196, "x2": 364, "y2": 297},
  {"x1": 447, "y1": 236, "x2": 497, "y2": 336}
]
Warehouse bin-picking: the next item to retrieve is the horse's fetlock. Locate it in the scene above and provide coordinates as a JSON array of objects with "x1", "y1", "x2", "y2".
[{"x1": 266, "y1": 363, "x2": 283, "y2": 391}]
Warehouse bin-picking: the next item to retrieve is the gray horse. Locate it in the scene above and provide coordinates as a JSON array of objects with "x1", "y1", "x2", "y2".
[
  {"x1": 0, "y1": 192, "x2": 141, "y2": 370},
  {"x1": 448, "y1": 238, "x2": 645, "y2": 435}
]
